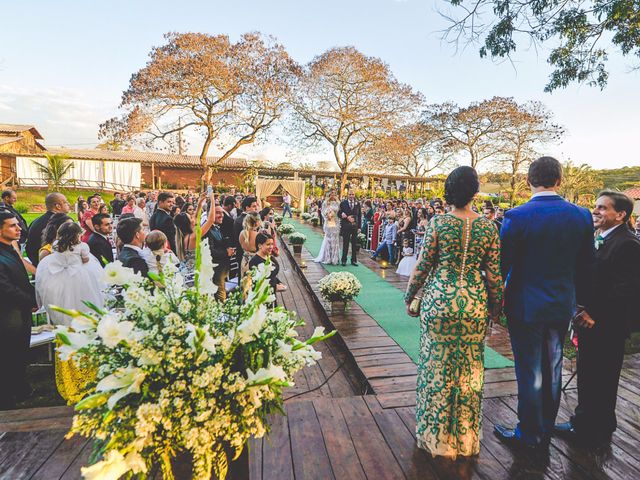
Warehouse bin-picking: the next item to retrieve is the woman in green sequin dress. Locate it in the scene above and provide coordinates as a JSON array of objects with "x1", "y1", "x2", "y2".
[{"x1": 404, "y1": 167, "x2": 503, "y2": 458}]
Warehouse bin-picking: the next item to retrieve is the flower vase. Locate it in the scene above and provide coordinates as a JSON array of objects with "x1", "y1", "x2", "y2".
[
  {"x1": 326, "y1": 299, "x2": 350, "y2": 313},
  {"x1": 292, "y1": 244, "x2": 303, "y2": 254}
]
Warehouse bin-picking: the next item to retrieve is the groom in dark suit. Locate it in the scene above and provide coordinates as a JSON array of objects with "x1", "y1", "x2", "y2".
[
  {"x1": 555, "y1": 191, "x2": 640, "y2": 445},
  {"x1": 495, "y1": 157, "x2": 595, "y2": 449},
  {"x1": 338, "y1": 190, "x2": 361, "y2": 266}
]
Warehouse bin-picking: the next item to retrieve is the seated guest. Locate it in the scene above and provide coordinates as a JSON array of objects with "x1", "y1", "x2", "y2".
[
  {"x1": 142, "y1": 230, "x2": 179, "y2": 275},
  {"x1": 0, "y1": 211, "x2": 36, "y2": 409},
  {"x1": 248, "y1": 233, "x2": 287, "y2": 302},
  {"x1": 88, "y1": 213, "x2": 114, "y2": 266},
  {"x1": 121, "y1": 195, "x2": 136, "y2": 215},
  {"x1": 39, "y1": 213, "x2": 74, "y2": 262},
  {"x1": 117, "y1": 217, "x2": 148, "y2": 277},
  {"x1": 555, "y1": 191, "x2": 640, "y2": 446},
  {"x1": 26, "y1": 193, "x2": 71, "y2": 266}
]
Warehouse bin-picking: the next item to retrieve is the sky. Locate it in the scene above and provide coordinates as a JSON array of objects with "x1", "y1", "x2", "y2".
[{"x1": 0, "y1": 0, "x2": 638, "y2": 171}]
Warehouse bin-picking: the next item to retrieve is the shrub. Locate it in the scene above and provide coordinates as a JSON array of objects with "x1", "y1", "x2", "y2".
[{"x1": 13, "y1": 201, "x2": 29, "y2": 214}]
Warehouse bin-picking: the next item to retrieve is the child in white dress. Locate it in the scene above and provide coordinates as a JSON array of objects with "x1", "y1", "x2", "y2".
[
  {"x1": 35, "y1": 222, "x2": 105, "y2": 326},
  {"x1": 142, "y1": 230, "x2": 179, "y2": 274},
  {"x1": 396, "y1": 238, "x2": 417, "y2": 276}
]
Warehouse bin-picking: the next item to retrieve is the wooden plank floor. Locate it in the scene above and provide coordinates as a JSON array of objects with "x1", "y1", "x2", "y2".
[{"x1": 1, "y1": 226, "x2": 638, "y2": 479}]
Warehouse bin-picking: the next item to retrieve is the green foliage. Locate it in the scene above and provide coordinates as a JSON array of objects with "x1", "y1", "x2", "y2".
[
  {"x1": 288, "y1": 232, "x2": 307, "y2": 244},
  {"x1": 277, "y1": 223, "x2": 296, "y2": 235},
  {"x1": 310, "y1": 217, "x2": 320, "y2": 226},
  {"x1": 13, "y1": 201, "x2": 29, "y2": 214},
  {"x1": 32, "y1": 154, "x2": 74, "y2": 190},
  {"x1": 445, "y1": 0, "x2": 640, "y2": 91}
]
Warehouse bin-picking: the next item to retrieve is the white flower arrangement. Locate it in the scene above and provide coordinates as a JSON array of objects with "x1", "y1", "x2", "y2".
[
  {"x1": 51, "y1": 226, "x2": 335, "y2": 480},
  {"x1": 318, "y1": 271, "x2": 362, "y2": 302},
  {"x1": 288, "y1": 232, "x2": 307, "y2": 245},
  {"x1": 301, "y1": 212, "x2": 312, "y2": 221},
  {"x1": 277, "y1": 223, "x2": 296, "y2": 235}
]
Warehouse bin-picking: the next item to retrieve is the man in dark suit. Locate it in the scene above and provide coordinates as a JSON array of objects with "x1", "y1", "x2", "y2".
[
  {"x1": 206, "y1": 206, "x2": 236, "y2": 302},
  {"x1": 0, "y1": 190, "x2": 28, "y2": 245},
  {"x1": 0, "y1": 211, "x2": 36, "y2": 408},
  {"x1": 495, "y1": 157, "x2": 595, "y2": 449},
  {"x1": 232, "y1": 196, "x2": 259, "y2": 275},
  {"x1": 88, "y1": 213, "x2": 114, "y2": 266},
  {"x1": 221, "y1": 196, "x2": 236, "y2": 242},
  {"x1": 555, "y1": 191, "x2": 640, "y2": 445},
  {"x1": 25, "y1": 192, "x2": 71, "y2": 266},
  {"x1": 149, "y1": 192, "x2": 176, "y2": 253},
  {"x1": 117, "y1": 217, "x2": 148, "y2": 277},
  {"x1": 338, "y1": 190, "x2": 362, "y2": 266}
]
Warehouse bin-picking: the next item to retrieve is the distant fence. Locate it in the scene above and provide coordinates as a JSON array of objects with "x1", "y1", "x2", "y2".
[{"x1": 17, "y1": 178, "x2": 137, "y2": 192}]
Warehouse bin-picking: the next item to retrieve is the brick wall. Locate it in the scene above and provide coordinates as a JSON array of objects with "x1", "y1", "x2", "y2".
[{"x1": 141, "y1": 166, "x2": 244, "y2": 189}]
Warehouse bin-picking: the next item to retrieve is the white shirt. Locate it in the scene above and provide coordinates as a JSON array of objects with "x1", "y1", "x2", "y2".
[
  {"x1": 531, "y1": 191, "x2": 559, "y2": 199},
  {"x1": 600, "y1": 224, "x2": 623, "y2": 239},
  {"x1": 124, "y1": 244, "x2": 143, "y2": 253}
]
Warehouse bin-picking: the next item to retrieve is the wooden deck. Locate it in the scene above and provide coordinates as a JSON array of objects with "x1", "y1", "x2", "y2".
[{"x1": 1, "y1": 230, "x2": 639, "y2": 479}]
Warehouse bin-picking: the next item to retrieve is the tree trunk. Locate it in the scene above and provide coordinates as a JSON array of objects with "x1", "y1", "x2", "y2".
[
  {"x1": 200, "y1": 132, "x2": 214, "y2": 191},
  {"x1": 340, "y1": 170, "x2": 348, "y2": 197}
]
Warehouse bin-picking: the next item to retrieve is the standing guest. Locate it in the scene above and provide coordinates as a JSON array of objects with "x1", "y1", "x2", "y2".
[
  {"x1": 338, "y1": 190, "x2": 362, "y2": 266},
  {"x1": 25, "y1": 192, "x2": 70, "y2": 266},
  {"x1": 88, "y1": 213, "x2": 114, "y2": 266},
  {"x1": 121, "y1": 196, "x2": 136, "y2": 215},
  {"x1": 39, "y1": 213, "x2": 74, "y2": 262},
  {"x1": 396, "y1": 209, "x2": 413, "y2": 263},
  {"x1": 110, "y1": 192, "x2": 126, "y2": 216},
  {"x1": 205, "y1": 206, "x2": 236, "y2": 302},
  {"x1": 80, "y1": 195, "x2": 101, "y2": 243},
  {"x1": 404, "y1": 166, "x2": 503, "y2": 457},
  {"x1": 371, "y1": 205, "x2": 384, "y2": 252},
  {"x1": 317, "y1": 196, "x2": 324, "y2": 227},
  {"x1": 555, "y1": 192, "x2": 640, "y2": 446},
  {"x1": 117, "y1": 217, "x2": 149, "y2": 277},
  {"x1": 233, "y1": 196, "x2": 259, "y2": 273},
  {"x1": 133, "y1": 197, "x2": 149, "y2": 231},
  {"x1": 149, "y1": 192, "x2": 177, "y2": 253},
  {"x1": 0, "y1": 189, "x2": 28, "y2": 244},
  {"x1": 0, "y1": 211, "x2": 36, "y2": 409},
  {"x1": 249, "y1": 233, "x2": 287, "y2": 301},
  {"x1": 635, "y1": 216, "x2": 640, "y2": 237},
  {"x1": 174, "y1": 194, "x2": 215, "y2": 274},
  {"x1": 361, "y1": 200, "x2": 374, "y2": 236},
  {"x1": 145, "y1": 191, "x2": 157, "y2": 219},
  {"x1": 371, "y1": 213, "x2": 398, "y2": 264},
  {"x1": 98, "y1": 204, "x2": 109, "y2": 215},
  {"x1": 232, "y1": 195, "x2": 243, "y2": 219},
  {"x1": 495, "y1": 157, "x2": 594, "y2": 449},
  {"x1": 185, "y1": 203, "x2": 196, "y2": 222},
  {"x1": 483, "y1": 206, "x2": 502, "y2": 232},
  {"x1": 75, "y1": 196, "x2": 86, "y2": 216},
  {"x1": 221, "y1": 196, "x2": 236, "y2": 241},
  {"x1": 282, "y1": 191, "x2": 293, "y2": 218}
]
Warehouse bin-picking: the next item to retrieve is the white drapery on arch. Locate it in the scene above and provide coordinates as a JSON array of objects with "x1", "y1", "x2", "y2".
[{"x1": 255, "y1": 178, "x2": 306, "y2": 211}]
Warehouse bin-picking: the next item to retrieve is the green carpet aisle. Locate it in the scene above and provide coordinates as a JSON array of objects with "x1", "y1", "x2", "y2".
[{"x1": 284, "y1": 218, "x2": 514, "y2": 369}]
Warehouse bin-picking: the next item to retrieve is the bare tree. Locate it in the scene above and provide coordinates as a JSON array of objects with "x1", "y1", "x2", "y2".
[
  {"x1": 426, "y1": 97, "x2": 514, "y2": 169},
  {"x1": 494, "y1": 99, "x2": 564, "y2": 205},
  {"x1": 99, "y1": 32, "x2": 299, "y2": 186},
  {"x1": 288, "y1": 47, "x2": 422, "y2": 195},
  {"x1": 368, "y1": 121, "x2": 456, "y2": 178}
]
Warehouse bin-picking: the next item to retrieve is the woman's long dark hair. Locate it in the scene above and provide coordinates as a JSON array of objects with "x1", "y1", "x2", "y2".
[
  {"x1": 41, "y1": 213, "x2": 73, "y2": 246},
  {"x1": 54, "y1": 222, "x2": 82, "y2": 253},
  {"x1": 173, "y1": 212, "x2": 193, "y2": 235}
]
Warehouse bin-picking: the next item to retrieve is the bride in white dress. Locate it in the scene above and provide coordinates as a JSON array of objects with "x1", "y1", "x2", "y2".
[
  {"x1": 314, "y1": 192, "x2": 341, "y2": 265},
  {"x1": 35, "y1": 222, "x2": 105, "y2": 326}
]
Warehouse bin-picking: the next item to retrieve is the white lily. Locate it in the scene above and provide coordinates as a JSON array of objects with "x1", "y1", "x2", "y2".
[
  {"x1": 236, "y1": 304, "x2": 267, "y2": 344},
  {"x1": 96, "y1": 366, "x2": 146, "y2": 409},
  {"x1": 102, "y1": 261, "x2": 138, "y2": 286},
  {"x1": 96, "y1": 314, "x2": 135, "y2": 348},
  {"x1": 81, "y1": 450, "x2": 147, "y2": 480},
  {"x1": 246, "y1": 364, "x2": 287, "y2": 386},
  {"x1": 71, "y1": 315, "x2": 97, "y2": 332},
  {"x1": 310, "y1": 327, "x2": 326, "y2": 339}
]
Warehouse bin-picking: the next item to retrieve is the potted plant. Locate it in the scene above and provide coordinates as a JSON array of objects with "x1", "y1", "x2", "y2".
[
  {"x1": 273, "y1": 213, "x2": 283, "y2": 226},
  {"x1": 310, "y1": 217, "x2": 320, "y2": 227},
  {"x1": 291, "y1": 207, "x2": 300, "y2": 218},
  {"x1": 318, "y1": 271, "x2": 362, "y2": 312},
  {"x1": 277, "y1": 223, "x2": 296, "y2": 241},
  {"x1": 357, "y1": 232, "x2": 367, "y2": 252},
  {"x1": 288, "y1": 232, "x2": 307, "y2": 254},
  {"x1": 301, "y1": 212, "x2": 312, "y2": 222},
  {"x1": 52, "y1": 240, "x2": 335, "y2": 480}
]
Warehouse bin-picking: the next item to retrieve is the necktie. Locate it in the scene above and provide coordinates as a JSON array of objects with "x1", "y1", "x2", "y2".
[{"x1": 595, "y1": 234, "x2": 604, "y2": 249}]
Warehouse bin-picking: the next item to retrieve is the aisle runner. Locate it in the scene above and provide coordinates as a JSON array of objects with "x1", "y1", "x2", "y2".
[{"x1": 285, "y1": 219, "x2": 513, "y2": 369}]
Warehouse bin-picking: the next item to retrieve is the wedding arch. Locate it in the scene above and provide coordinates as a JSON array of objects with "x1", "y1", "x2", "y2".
[{"x1": 255, "y1": 178, "x2": 306, "y2": 211}]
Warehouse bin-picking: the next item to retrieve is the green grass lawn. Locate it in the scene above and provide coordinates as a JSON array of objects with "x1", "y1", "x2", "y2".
[{"x1": 13, "y1": 187, "x2": 115, "y2": 214}]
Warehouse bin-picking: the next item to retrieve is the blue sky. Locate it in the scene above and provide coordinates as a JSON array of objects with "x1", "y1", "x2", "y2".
[{"x1": 1, "y1": 0, "x2": 638, "y2": 170}]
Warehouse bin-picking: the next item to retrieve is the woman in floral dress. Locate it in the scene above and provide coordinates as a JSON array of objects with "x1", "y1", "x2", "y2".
[{"x1": 404, "y1": 166, "x2": 503, "y2": 458}]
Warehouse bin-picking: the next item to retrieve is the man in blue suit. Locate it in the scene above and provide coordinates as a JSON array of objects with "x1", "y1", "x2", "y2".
[{"x1": 494, "y1": 156, "x2": 594, "y2": 449}]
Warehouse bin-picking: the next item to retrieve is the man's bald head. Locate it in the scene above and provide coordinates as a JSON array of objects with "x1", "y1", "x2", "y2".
[{"x1": 45, "y1": 192, "x2": 70, "y2": 213}]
